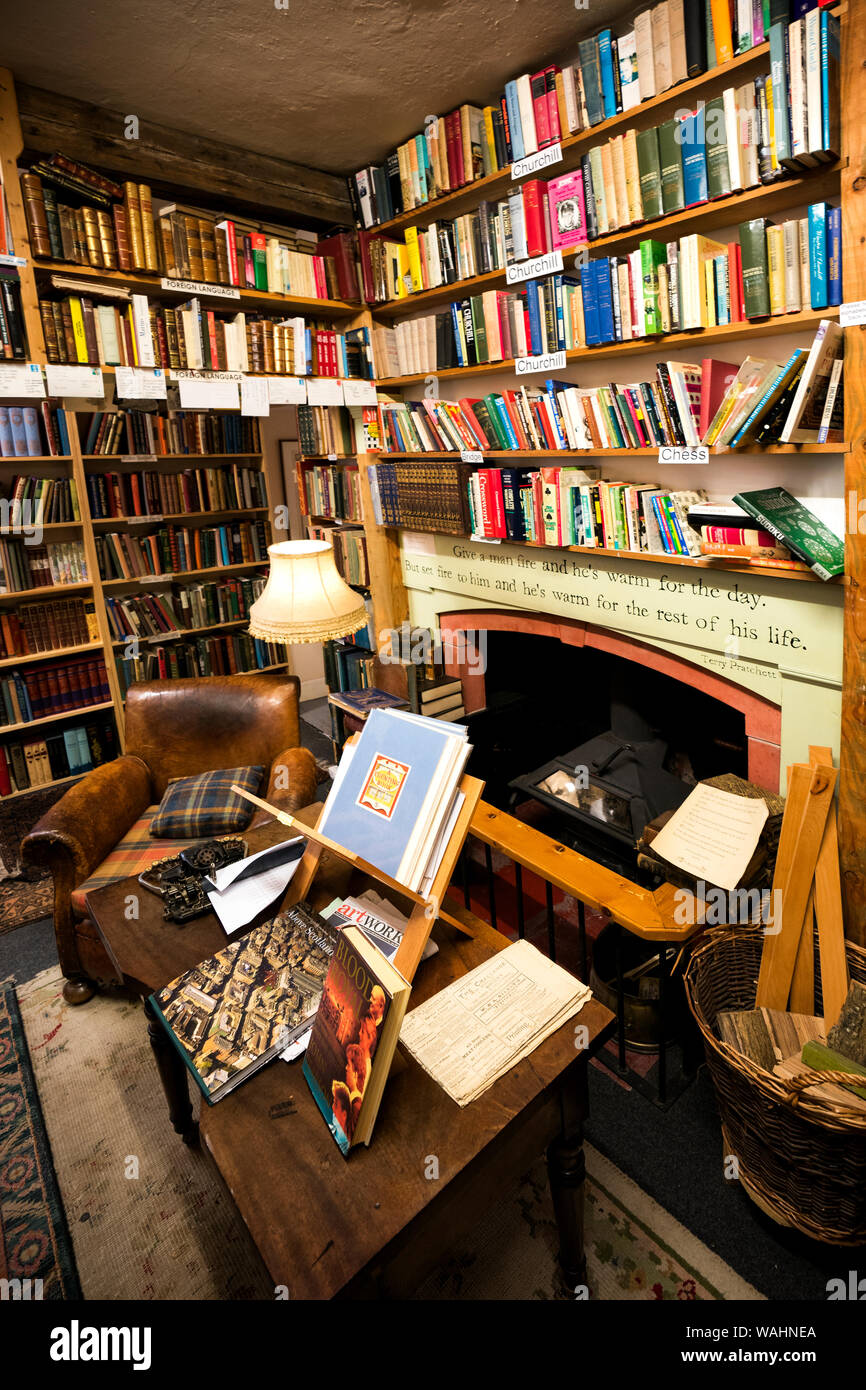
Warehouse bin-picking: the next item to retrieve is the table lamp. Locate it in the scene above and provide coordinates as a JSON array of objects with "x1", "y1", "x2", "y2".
[{"x1": 248, "y1": 539, "x2": 369, "y2": 645}]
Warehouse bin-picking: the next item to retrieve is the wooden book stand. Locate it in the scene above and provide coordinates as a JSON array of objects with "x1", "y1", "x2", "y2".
[{"x1": 232, "y1": 768, "x2": 484, "y2": 983}]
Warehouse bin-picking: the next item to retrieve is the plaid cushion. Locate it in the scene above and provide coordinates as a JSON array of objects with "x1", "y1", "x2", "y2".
[
  {"x1": 149, "y1": 765, "x2": 264, "y2": 839},
  {"x1": 71, "y1": 808, "x2": 208, "y2": 917}
]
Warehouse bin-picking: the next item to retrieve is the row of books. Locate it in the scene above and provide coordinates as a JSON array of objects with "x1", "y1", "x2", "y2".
[
  {"x1": 79, "y1": 410, "x2": 262, "y2": 458},
  {"x1": 366, "y1": 36, "x2": 839, "y2": 306},
  {"x1": 39, "y1": 291, "x2": 373, "y2": 378},
  {"x1": 366, "y1": 461, "x2": 472, "y2": 536},
  {"x1": 323, "y1": 636, "x2": 377, "y2": 694},
  {"x1": 115, "y1": 633, "x2": 286, "y2": 694},
  {"x1": 0, "y1": 596, "x2": 98, "y2": 658},
  {"x1": 299, "y1": 463, "x2": 362, "y2": 522},
  {"x1": 22, "y1": 163, "x2": 357, "y2": 301},
  {"x1": 308, "y1": 523, "x2": 371, "y2": 589},
  {"x1": 375, "y1": 322, "x2": 841, "y2": 453},
  {"x1": 95, "y1": 519, "x2": 269, "y2": 582},
  {"x1": 0, "y1": 655, "x2": 110, "y2": 726},
  {"x1": 349, "y1": 0, "x2": 779, "y2": 228},
  {"x1": 0, "y1": 405, "x2": 71, "y2": 459},
  {"x1": 0, "y1": 718, "x2": 117, "y2": 797},
  {"x1": 371, "y1": 206, "x2": 839, "y2": 377},
  {"x1": 0, "y1": 540, "x2": 88, "y2": 593},
  {"x1": 3, "y1": 475, "x2": 80, "y2": 524},
  {"x1": 296, "y1": 403, "x2": 358, "y2": 458},
  {"x1": 104, "y1": 575, "x2": 267, "y2": 643},
  {"x1": 84, "y1": 462, "x2": 267, "y2": 521}
]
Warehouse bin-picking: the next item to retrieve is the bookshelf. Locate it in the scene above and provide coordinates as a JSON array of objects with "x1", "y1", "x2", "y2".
[{"x1": 336, "y1": 0, "x2": 866, "y2": 943}]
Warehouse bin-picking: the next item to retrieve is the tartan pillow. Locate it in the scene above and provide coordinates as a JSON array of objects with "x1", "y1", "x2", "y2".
[{"x1": 149, "y1": 765, "x2": 264, "y2": 839}]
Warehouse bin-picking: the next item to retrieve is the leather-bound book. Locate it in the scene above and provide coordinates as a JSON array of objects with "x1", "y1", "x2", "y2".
[
  {"x1": 138, "y1": 185, "x2": 160, "y2": 272},
  {"x1": 20, "y1": 173, "x2": 52, "y2": 258},
  {"x1": 123, "y1": 183, "x2": 146, "y2": 270},
  {"x1": 112, "y1": 203, "x2": 132, "y2": 271}
]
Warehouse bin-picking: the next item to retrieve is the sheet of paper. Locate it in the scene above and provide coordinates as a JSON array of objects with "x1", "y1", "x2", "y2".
[
  {"x1": 341, "y1": 378, "x2": 377, "y2": 407},
  {"x1": 280, "y1": 1026, "x2": 312, "y2": 1062},
  {"x1": 178, "y1": 376, "x2": 240, "y2": 409},
  {"x1": 205, "y1": 838, "x2": 304, "y2": 934},
  {"x1": 115, "y1": 366, "x2": 167, "y2": 400},
  {"x1": 241, "y1": 375, "x2": 270, "y2": 416},
  {"x1": 266, "y1": 376, "x2": 307, "y2": 404},
  {"x1": 0, "y1": 363, "x2": 45, "y2": 397},
  {"x1": 306, "y1": 377, "x2": 344, "y2": 406},
  {"x1": 45, "y1": 364, "x2": 104, "y2": 397},
  {"x1": 649, "y1": 783, "x2": 769, "y2": 892},
  {"x1": 400, "y1": 940, "x2": 592, "y2": 1105}
]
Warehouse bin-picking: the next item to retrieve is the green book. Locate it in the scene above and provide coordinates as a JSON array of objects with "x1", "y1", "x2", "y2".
[
  {"x1": 589, "y1": 147, "x2": 608, "y2": 233},
  {"x1": 658, "y1": 119, "x2": 685, "y2": 214},
  {"x1": 738, "y1": 218, "x2": 772, "y2": 318},
  {"x1": 481, "y1": 394, "x2": 510, "y2": 449},
  {"x1": 470, "y1": 296, "x2": 488, "y2": 363},
  {"x1": 732, "y1": 487, "x2": 844, "y2": 581},
  {"x1": 636, "y1": 126, "x2": 663, "y2": 221},
  {"x1": 640, "y1": 239, "x2": 667, "y2": 335},
  {"x1": 704, "y1": 96, "x2": 731, "y2": 199}
]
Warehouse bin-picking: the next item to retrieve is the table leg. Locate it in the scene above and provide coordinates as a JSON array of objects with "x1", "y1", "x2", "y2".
[
  {"x1": 546, "y1": 1059, "x2": 589, "y2": 1291},
  {"x1": 144, "y1": 995, "x2": 198, "y2": 1146}
]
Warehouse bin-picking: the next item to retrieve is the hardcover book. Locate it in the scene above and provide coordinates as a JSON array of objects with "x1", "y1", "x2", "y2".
[
  {"x1": 303, "y1": 925, "x2": 410, "y2": 1155},
  {"x1": 732, "y1": 487, "x2": 844, "y2": 580},
  {"x1": 148, "y1": 903, "x2": 341, "y2": 1103}
]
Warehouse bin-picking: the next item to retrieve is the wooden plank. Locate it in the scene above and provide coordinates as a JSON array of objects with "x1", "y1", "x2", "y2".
[
  {"x1": 756, "y1": 764, "x2": 837, "y2": 1009},
  {"x1": 15, "y1": 83, "x2": 352, "y2": 226},
  {"x1": 789, "y1": 885, "x2": 816, "y2": 1014},
  {"x1": 0, "y1": 68, "x2": 46, "y2": 359},
  {"x1": 838, "y1": 0, "x2": 866, "y2": 947},
  {"x1": 809, "y1": 745, "x2": 849, "y2": 1027}
]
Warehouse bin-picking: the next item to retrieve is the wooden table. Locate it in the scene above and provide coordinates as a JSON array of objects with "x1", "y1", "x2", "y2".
[{"x1": 86, "y1": 807, "x2": 614, "y2": 1299}]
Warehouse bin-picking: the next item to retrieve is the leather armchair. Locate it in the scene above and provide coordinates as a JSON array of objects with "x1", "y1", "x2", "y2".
[{"x1": 22, "y1": 673, "x2": 318, "y2": 1004}]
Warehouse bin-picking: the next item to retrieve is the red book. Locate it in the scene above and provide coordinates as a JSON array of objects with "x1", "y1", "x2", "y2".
[
  {"x1": 0, "y1": 747, "x2": 11, "y2": 796},
  {"x1": 530, "y1": 71, "x2": 551, "y2": 148},
  {"x1": 447, "y1": 111, "x2": 464, "y2": 186},
  {"x1": 315, "y1": 231, "x2": 358, "y2": 302},
  {"x1": 475, "y1": 468, "x2": 493, "y2": 536},
  {"x1": 501, "y1": 391, "x2": 530, "y2": 449},
  {"x1": 486, "y1": 469, "x2": 507, "y2": 536},
  {"x1": 699, "y1": 358, "x2": 739, "y2": 439},
  {"x1": 522, "y1": 181, "x2": 550, "y2": 257},
  {"x1": 457, "y1": 399, "x2": 492, "y2": 450}
]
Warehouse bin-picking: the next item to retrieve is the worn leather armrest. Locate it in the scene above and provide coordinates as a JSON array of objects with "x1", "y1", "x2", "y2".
[
  {"x1": 249, "y1": 746, "x2": 319, "y2": 826},
  {"x1": 21, "y1": 754, "x2": 153, "y2": 883}
]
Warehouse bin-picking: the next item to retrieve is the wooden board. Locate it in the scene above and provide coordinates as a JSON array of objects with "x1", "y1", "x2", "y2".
[
  {"x1": 809, "y1": 745, "x2": 849, "y2": 1028},
  {"x1": 756, "y1": 763, "x2": 837, "y2": 1009}
]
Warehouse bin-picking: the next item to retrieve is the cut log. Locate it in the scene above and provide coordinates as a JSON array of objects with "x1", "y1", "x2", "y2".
[
  {"x1": 826, "y1": 980, "x2": 866, "y2": 1065},
  {"x1": 800, "y1": 1040, "x2": 866, "y2": 1101}
]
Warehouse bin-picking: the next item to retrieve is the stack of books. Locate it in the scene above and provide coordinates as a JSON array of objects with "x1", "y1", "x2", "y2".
[
  {"x1": 0, "y1": 716, "x2": 116, "y2": 796},
  {"x1": 0, "y1": 539, "x2": 88, "y2": 592},
  {"x1": 299, "y1": 462, "x2": 362, "y2": 521},
  {"x1": 3, "y1": 474, "x2": 80, "y2": 523},
  {"x1": 0, "y1": 596, "x2": 98, "y2": 657},
  {"x1": 0, "y1": 405, "x2": 70, "y2": 458},
  {"x1": 84, "y1": 462, "x2": 266, "y2": 520},
  {"x1": 115, "y1": 631, "x2": 285, "y2": 693},
  {"x1": 0, "y1": 654, "x2": 110, "y2": 726},
  {"x1": 78, "y1": 410, "x2": 263, "y2": 457},
  {"x1": 94, "y1": 518, "x2": 269, "y2": 581},
  {"x1": 104, "y1": 575, "x2": 266, "y2": 642}
]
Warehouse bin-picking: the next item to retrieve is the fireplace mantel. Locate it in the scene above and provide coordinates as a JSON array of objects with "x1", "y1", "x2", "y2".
[{"x1": 399, "y1": 534, "x2": 843, "y2": 794}]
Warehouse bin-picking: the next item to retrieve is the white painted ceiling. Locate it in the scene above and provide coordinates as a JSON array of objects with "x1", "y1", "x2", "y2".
[{"x1": 4, "y1": 0, "x2": 634, "y2": 175}]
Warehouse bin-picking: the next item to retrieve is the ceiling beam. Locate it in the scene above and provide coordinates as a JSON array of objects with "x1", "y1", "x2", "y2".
[{"x1": 15, "y1": 83, "x2": 353, "y2": 227}]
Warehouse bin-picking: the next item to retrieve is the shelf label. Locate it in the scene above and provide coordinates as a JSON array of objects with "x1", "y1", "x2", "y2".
[
  {"x1": 266, "y1": 376, "x2": 307, "y2": 404},
  {"x1": 470, "y1": 535, "x2": 502, "y2": 544},
  {"x1": 0, "y1": 253, "x2": 26, "y2": 267},
  {"x1": 306, "y1": 378, "x2": 345, "y2": 407},
  {"x1": 142, "y1": 574, "x2": 175, "y2": 585},
  {"x1": 461, "y1": 450, "x2": 483, "y2": 464},
  {"x1": 658, "y1": 446, "x2": 709, "y2": 464},
  {"x1": 241, "y1": 376, "x2": 270, "y2": 417},
  {"x1": 128, "y1": 514, "x2": 163, "y2": 524},
  {"x1": 839, "y1": 300, "x2": 866, "y2": 328},
  {"x1": 512, "y1": 142, "x2": 563, "y2": 181},
  {"x1": 160, "y1": 278, "x2": 240, "y2": 300},
  {"x1": 119, "y1": 454, "x2": 158, "y2": 463},
  {"x1": 341, "y1": 378, "x2": 377, "y2": 407},
  {"x1": 147, "y1": 630, "x2": 180, "y2": 643},
  {"x1": 45, "y1": 364, "x2": 104, "y2": 398},
  {"x1": 506, "y1": 249, "x2": 563, "y2": 284},
  {"x1": 177, "y1": 376, "x2": 240, "y2": 410},
  {"x1": 515, "y1": 350, "x2": 566, "y2": 376},
  {"x1": 327, "y1": 453, "x2": 338, "y2": 461},
  {"x1": 0, "y1": 363, "x2": 45, "y2": 398},
  {"x1": 115, "y1": 366, "x2": 167, "y2": 400}
]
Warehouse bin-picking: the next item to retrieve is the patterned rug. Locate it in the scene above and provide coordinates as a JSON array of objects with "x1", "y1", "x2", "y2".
[
  {"x1": 0, "y1": 978, "x2": 80, "y2": 1299},
  {"x1": 16, "y1": 967, "x2": 761, "y2": 1301},
  {"x1": 0, "y1": 784, "x2": 69, "y2": 934}
]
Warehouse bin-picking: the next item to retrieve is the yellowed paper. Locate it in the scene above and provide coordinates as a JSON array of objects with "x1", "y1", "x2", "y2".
[{"x1": 649, "y1": 783, "x2": 769, "y2": 891}]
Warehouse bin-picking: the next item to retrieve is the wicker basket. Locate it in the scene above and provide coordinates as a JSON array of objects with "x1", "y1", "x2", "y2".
[{"x1": 684, "y1": 925, "x2": 866, "y2": 1244}]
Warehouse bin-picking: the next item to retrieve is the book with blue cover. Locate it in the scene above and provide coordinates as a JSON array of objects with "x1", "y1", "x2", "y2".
[
  {"x1": 317, "y1": 708, "x2": 470, "y2": 893},
  {"x1": 680, "y1": 106, "x2": 708, "y2": 206},
  {"x1": 808, "y1": 203, "x2": 829, "y2": 308},
  {"x1": 597, "y1": 30, "x2": 618, "y2": 120}
]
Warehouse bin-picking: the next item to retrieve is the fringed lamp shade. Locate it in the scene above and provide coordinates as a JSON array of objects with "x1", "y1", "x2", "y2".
[{"x1": 248, "y1": 540, "x2": 369, "y2": 645}]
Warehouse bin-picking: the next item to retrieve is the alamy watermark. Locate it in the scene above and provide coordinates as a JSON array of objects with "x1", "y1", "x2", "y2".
[
  {"x1": 0, "y1": 498, "x2": 43, "y2": 545},
  {"x1": 674, "y1": 880, "x2": 781, "y2": 934},
  {"x1": 378, "y1": 622, "x2": 487, "y2": 677}
]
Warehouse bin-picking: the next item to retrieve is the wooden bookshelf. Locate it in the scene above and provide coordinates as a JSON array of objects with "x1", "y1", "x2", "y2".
[
  {"x1": 375, "y1": 308, "x2": 841, "y2": 387},
  {"x1": 371, "y1": 165, "x2": 843, "y2": 321},
  {"x1": 0, "y1": 640, "x2": 102, "y2": 669},
  {"x1": 368, "y1": 35, "x2": 796, "y2": 238},
  {"x1": 376, "y1": 444, "x2": 848, "y2": 459},
  {"x1": 30, "y1": 259, "x2": 362, "y2": 318},
  {"x1": 0, "y1": 700, "x2": 113, "y2": 736}
]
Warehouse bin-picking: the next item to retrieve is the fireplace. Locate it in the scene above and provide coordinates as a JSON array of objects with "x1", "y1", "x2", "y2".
[{"x1": 439, "y1": 610, "x2": 782, "y2": 872}]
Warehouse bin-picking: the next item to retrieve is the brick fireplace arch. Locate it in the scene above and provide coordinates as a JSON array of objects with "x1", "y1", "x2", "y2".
[{"x1": 438, "y1": 608, "x2": 782, "y2": 792}]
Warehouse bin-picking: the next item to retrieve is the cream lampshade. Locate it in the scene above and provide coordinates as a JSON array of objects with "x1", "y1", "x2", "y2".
[{"x1": 248, "y1": 539, "x2": 369, "y2": 645}]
